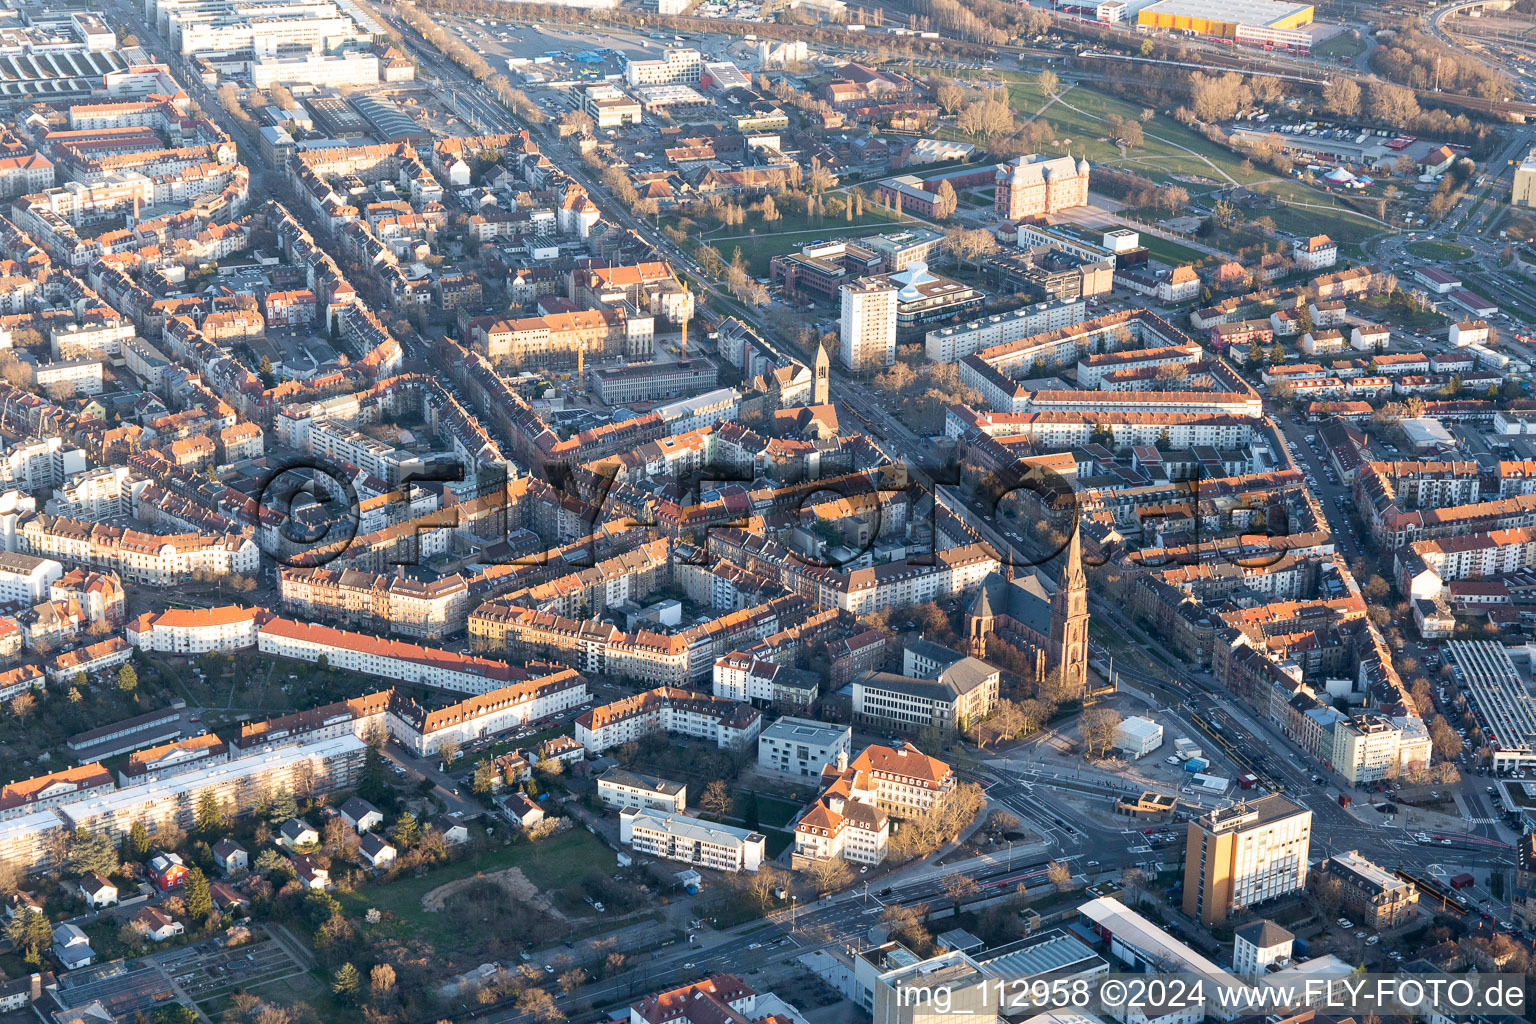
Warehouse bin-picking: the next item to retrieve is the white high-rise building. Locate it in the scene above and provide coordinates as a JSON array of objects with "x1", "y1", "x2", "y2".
[{"x1": 839, "y1": 278, "x2": 896, "y2": 371}]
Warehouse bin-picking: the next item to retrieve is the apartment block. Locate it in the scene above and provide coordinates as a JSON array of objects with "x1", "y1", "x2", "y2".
[
  {"x1": 126, "y1": 605, "x2": 267, "y2": 655},
  {"x1": 757, "y1": 716, "x2": 852, "y2": 778},
  {"x1": 618, "y1": 808, "x2": 764, "y2": 872},
  {"x1": 58, "y1": 734, "x2": 365, "y2": 839},
  {"x1": 278, "y1": 567, "x2": 469, "y2": 640},
  {"x1": 0, "y1": 552, "x2": 63, "y2": 606},
  {"x1": 576, "y1": 686, "x2": 761, "y2": 753},
  {"x1": 839, "y1": 278, "x2": 897, "y2": 371},
  {"x1": 1183, "y1": 795, "x2": 1312, "y2": 926},
  {"x1": 596, "y1": 767, "x2": 687, "y2": 814}
]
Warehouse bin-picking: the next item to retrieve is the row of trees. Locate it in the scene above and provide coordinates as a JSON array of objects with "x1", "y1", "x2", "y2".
[
  {"x1": 1371, "y1": 26, "x2": 1513, "y2": 100},
  {"x1": 911, "y1": 0, "x2": 1050, "y2": 45},
  {"x1": 870, "y1": 360, "x2": 986, "y2": 434},
  {"x1": 1320, "y1": 76, "x2": 1425, "y2": 127},
  {"x1": 1090, "y1": 167, "x2": 1190, "y2": 214}
]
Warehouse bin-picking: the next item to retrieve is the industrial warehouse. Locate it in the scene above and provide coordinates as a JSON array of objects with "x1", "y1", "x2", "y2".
[{"x1": 1135, "y1": 0, "x2": 1316, "y2": 50}]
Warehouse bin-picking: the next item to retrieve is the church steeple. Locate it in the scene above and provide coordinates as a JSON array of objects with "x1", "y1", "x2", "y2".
[
  {"x1": 1051, "y1": 523, "x2": 1090, "y2": 696},
  {"x1": 1060, "y1": 521, "x2": 1086, "y2": 594},
  {"x1": 812, "y1": 339, "x2": 830, "y2": 406}
]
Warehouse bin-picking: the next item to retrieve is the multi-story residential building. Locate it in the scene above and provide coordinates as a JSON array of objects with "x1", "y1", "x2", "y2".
[
  {"x1": 257, "y1": 617, "x2": 550, "y2": 697},
  {"x1": 1450, "y1": 319, "x2": 1491, "y2": 348},
  {"x1": 575, "y1": 686, "x2": 761, "y2": 753},
  {"x1": 0, "y1": 154, "x2": 55, "y2": 200},
  {"x1": 757, "y1": 716, "x2": 852, "y2": 778},
  {"x1": 0, "y1": 764, "x2": 113, "y2": 822},
  {"x1": 839, "y1": 277, "x2": 897, "y2": 371},
  {"x1": 126, "y1": 605, "x2": 266, "y2": 655},
  {"x1": 278, "y1": 567, "x2": 469, "y2": 640},
  {"x1": 1516, "y1": 833, "x2": 1536, "y2": 931},
  {"x1": 1232, "y1": 920, "x2": 1294, "y2": 975},
  {"x1": 618, "y1": 807, "x2": 765, "y2": 872},
  {"x1": 45, "y1": 466, "x2": 139, "y2": 520},
  {"x1": 1291, "y1": 234, "x2": 1337, "y2": 271},
  {"x1": 596, "y1": 767, "x2": 687, "y2": 814},
  {"x1": 792, "y1": 748, "x2": 890, "y2": 867},
  {"x1": 624, "y1": 48, "x2": 703, "y2": 86},
  {"x1": 0, "y1": 665, "x2": 42, "y2": 701},
  {"x1": 583, "y1": 84, "x2": 642, "y2": 128},
  {"x1": 28, "y1": 358, "x2": 102, "y2": 396},
  {"x1": 0, "y1": 439, "x2": 86, "y2": 492},
  {"x1": 384, "y1": 668, "x2": 589, "y2": 756},
  {"x1": 1315, "y1": 849, "x2": 1419, "y2": 929},
  {"x1": 924, "y1": 299, "x2": 1086, "y2": 364},
  {"x1": 58, "y1": 734, "x2": 365, "y2": 839},
  {"x1": 0, "y1": 810, "x2": 67, "y2": 876},
  {"x1": 627, "y1": 976, "x2": 797, "y2": 1024},
  {"x1": 713, "y1": 651, "x2": 780, "y2": 704},
  {"x1": 49, "y1": 637, "x2": 134, "y2": 684},
  {"x1": 1331, "y1": 713, "x2": 1429, "y2": 784},
  {"x1": 19, "y1": 515, "x2": 258, "y2": 585},
  {"x1": 836, "y1": 743, "x2": 953, "y2": 818},
  {"x1": 1515, "y1": 146, "x2": 1536, "y2": 207},
  {"x1": 1183, "y1": 795, "x2": 1312, "y2": 926},
  {"x1": 117, "y1": 734, "x2": 228, "y2": 787},
  {"x1": 0, "y1": 552, "x2": 62, "y2": 606}
]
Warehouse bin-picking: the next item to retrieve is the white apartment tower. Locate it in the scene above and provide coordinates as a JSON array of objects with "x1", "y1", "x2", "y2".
[{"x1": 839, "y1": 278, "x2": 897, "y2": 371}]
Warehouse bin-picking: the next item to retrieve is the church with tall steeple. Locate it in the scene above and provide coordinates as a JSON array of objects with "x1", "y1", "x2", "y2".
[{"x1": 965, "y1": 525, "x2": 1090, "y2": 692}]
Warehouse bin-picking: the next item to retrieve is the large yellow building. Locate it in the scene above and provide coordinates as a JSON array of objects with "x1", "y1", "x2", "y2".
[
  {"x1": 1514, "y1": 147, "x2": 1536, "y2": 208},
  {"x1": 1137, "y1": 0, "x2": 1314, "y2": 49}
]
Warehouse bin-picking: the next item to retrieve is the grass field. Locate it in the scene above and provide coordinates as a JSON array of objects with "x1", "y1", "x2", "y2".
[
  {"x1": 957, "y1": 74, "x2": 1395, "y2": 256},
  {"x1": 1407, "y1": 239, "x2": 1474, "y2": 261},
  {"x1": 1137, "y1": 234, "x2": 1208, "y2": 265},
  {"x1": 1355, "y1": 291, "x2": 1449, "y2": 332},
  {"x1": 334, "y1": 829, "x2": 613, "y2": 953},
  {"x1": 1313, "y1": 31, "x2": 1366, "y2": 59},
  {"x1": 1243, "y1": 183, "x2": 1387, "y2": 245},
  {"x1": 959, "y1": 72, "x2": 1276, "y2": 189}
]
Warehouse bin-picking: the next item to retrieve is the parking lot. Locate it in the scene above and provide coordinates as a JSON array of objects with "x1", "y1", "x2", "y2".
[{"x1": 160, "y1": 937, "x2": 301, "y2": 998}]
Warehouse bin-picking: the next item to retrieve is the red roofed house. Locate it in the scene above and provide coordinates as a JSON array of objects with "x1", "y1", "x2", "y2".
[
  {"x1": 793, "y1": 748, "x2": 890, "y2": 867},
  {"x1": 628, "y1": 975, "x2": 787, "y2": 1024},
  {"x1": 1421, "y1": 145, "x2": 1457, "y2": 175},
  {"x1": 846, "y1": 743, "x2": 954, "y2": 817},
  {"x1": 128, "y1": 906, "x2": 183, "y2": 942}
]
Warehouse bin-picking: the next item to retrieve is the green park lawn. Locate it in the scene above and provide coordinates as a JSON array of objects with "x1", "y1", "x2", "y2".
[{"x1": 1407, "y1": 239, "x2": 1474, "y2": 261}]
